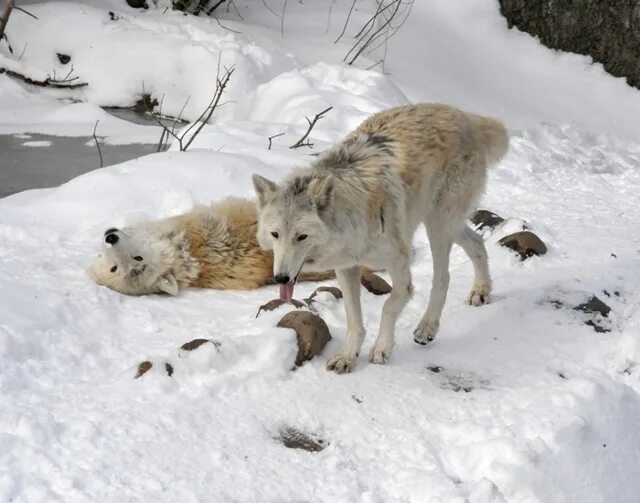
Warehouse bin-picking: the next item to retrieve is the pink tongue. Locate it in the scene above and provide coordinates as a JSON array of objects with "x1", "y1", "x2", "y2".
[{"x1": 279, "y1": 282, "x2": 294, "y2": 301}]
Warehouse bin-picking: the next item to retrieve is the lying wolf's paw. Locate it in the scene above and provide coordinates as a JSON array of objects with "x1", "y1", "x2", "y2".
[
  {"x1": 468, "y1": 284, "x2": 491, "y2": 307},
  {"x1": 368, "y1": 345, "x2": 391, "y2": 365},
  {"x1": 413, "y1": 319, "x2": 439, "y2": 345},
  {"x1": 326, "y1": 351, "x2": 357, "y2": 374}
]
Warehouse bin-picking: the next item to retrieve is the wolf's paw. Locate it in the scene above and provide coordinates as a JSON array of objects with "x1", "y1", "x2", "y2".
[
  {"x1": 326, "y1": 351, "x2": 357, "y2": 374},
  {"x1": 413, "y1": 319, "x2": 439, "y2": 345},
  {"x1": 468, "y1": 284, "x2": 491, "y2": 307},
  {"x1": 368, "y1": 345, "x2": 391, "y2": 365}
]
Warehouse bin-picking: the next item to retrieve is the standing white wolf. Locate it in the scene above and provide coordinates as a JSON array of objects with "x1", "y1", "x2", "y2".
[{"x1": 252, "y1": 103, "x2": 508, "y2": 373}]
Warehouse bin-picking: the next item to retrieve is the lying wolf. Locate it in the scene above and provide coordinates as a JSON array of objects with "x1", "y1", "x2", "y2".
[
  {"x1": 88, "y1": 198, "x2": 333, "y2": 296},
  {"x1": 252, "y1": 103, "x2": 509, "y2": 373}
]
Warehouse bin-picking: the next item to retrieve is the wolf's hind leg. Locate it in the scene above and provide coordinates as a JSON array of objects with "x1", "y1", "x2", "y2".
[
  {"x1": 413, "y1": 220, "x2": 455, "y2": 345},
  {"x1": 455, "y1": 225, "x2": 491, "y2": 306},
  {"x1": 326, "y1": 266, "x2": 365, "y2": 374},
  {"x1": 369, "y1": 254, "x2": 412, "y2": 364}
]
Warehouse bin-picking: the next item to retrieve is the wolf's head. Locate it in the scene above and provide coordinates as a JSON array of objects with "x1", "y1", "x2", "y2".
[
  {"x1": 252, "y1": 173, "x2": 334, "y2": 299},
  {"x1": 88, "y1": 227, "x2": 180, "y2": 296}
]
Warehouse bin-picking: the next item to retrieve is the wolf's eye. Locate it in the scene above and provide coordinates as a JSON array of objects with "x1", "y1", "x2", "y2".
[
  {"x1": 297, "y1": 234, "x2": 308, "y2": 241},
  {"x1": 110, "y1": 265, "x2": 118, "y2": 273},
  {"x1": 133, "y1": 256, "x2": 143, "y2": 262},
  {"x1": 271, "y1": 232, "x2": 279, "y2": 239}
]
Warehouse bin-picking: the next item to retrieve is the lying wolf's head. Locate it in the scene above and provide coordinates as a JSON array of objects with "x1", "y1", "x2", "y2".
[
  {"x1": 88, "y1": 227, "x2": 180, "y2": 296},
  {"x1": 252, "y1": 173, "x2": 334, "y2": 299}
]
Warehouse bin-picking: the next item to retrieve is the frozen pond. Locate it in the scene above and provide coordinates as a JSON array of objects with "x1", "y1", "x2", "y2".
[{"x1": 0, "y1": 130, "x2": 156, "y2": 199}]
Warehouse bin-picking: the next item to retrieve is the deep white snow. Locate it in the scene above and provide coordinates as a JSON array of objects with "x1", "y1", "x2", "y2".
[{"x1": 1, "y1": 1, "x2": 639, "y2": 502}]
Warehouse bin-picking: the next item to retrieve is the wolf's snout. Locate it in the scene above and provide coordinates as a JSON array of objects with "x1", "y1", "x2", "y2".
[
  {"x1": 274, "y1": 273, "x2": 290, "y2": 284},
  {"x1": 105, "y1": 233, "x2": 119, "y2": 245}
]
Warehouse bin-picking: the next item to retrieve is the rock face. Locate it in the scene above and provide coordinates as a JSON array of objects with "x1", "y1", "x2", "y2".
[
  {"x1": 277, "y1": 311, "x2": 332, "y2": 367},
  {"x1": 498, "y1": 0, "x2": 640, "y2": 89},
  {"x1": 499, "y1": 231, "x2": 547, "y2": 260}
]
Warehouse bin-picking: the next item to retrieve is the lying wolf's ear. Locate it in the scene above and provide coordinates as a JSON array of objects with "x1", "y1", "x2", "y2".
[
  {"x1": 155, "y1": 272, "x2": 179, "y2": 296},
  {"x1": 252, "y1": 174, "x2": 278, "y2": 207},
  {"x1": 310, "y1": 175, "x2": 335, "y2": 212}
]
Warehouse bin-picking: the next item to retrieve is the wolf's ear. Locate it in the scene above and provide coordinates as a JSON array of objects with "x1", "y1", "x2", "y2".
[
  {"x1": 252, "y1": 174, "x2": 278, "y2": 208},
  {"x1": 310, "y1": 176, "x2": 335, "y2": 212},
  {"x1": 155, "y1": 272, "x2": 179, "y2": 296}
]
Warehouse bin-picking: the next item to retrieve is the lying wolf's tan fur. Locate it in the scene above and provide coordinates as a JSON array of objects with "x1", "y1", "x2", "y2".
[{"x1": 89, "y1": 198, "x2": 333, "y2": 296}]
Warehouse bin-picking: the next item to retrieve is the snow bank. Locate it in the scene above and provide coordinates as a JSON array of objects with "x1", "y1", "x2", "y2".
[
  {"x1": 2, "y1": 111, "x2": 640, "y2": 501},
  {"x1": 4, "y1": 2, "x2": 295, "y2": 121}
]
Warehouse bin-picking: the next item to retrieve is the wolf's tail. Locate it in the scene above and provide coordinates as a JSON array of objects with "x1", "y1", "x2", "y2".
[{"x1": 473, "y1": 115, "x2": 509, "y2": 166}]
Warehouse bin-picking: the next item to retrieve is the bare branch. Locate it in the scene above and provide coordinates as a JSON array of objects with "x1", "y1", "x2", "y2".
[
  {"x1": 181, "y1": 66, "x2": 234, "y2": 151},
  {"x1": 0, "y1": 67, "x2": 88, "y2": 89},
  {"x1": 334, "y1": 0, "x2": 358, "y2": 43},
  {"x1": 289, "y1": 106, "x2": 333, "y2": 149},
  {"x1": 267, "y1": 132, "x2": 285, "y2": 150},
  {"x1": 206, "y1": 0, "x2": 226, "y2": 15},
  {"x1": 343, "y1": 0, "x2": 413, "y2": 66},
  {"x1": 93, "y1": 120, "x2": 104, "y2": 168},
  {"x1": 13, "y1": 5, "x2": 37, "y2": 20},
  {"x1": 193, "y1": 0, "x2": 211, "y2": 16},
  {"x1": 280, "y1": 0, "x2": 287, "y2": 37},
  {"x1": 263, "y1": 0, "x2": 280, "y2": 18}
]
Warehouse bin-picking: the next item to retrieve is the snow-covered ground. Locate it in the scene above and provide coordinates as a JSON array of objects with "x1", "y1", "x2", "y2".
[{"x1": 1, "y1": 1, "x2": 639, "y2": 502}]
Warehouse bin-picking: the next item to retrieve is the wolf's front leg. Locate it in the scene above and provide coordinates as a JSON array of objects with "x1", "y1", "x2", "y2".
[
  {"x1": 326, "y1": 266, "x2": 365, "y2": 374},
  {"x1": 369, "y1": 258, "x2": 412, "y2": 364}
]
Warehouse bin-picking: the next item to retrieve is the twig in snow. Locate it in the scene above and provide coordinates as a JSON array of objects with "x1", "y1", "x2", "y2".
[
  {"x1": 93, "y1": 120, "x2": 104, "y2": 168},
  {"x1": 289, "y1": 106, "x2": 333, "y2": 149},
  {"x1": 0, "y1": 66, "x2": 88, "y2": 89},
  {"x1": 267, "y1": 132, "x2": 285, "y2": 150}
]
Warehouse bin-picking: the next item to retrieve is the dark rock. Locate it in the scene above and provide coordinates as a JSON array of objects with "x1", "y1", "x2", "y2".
[
  {"x1": 427, "y1": 365, "x2": 444, "y2": 374},
  {"x1": 278, "y1": 427, "x2": 327, "y2": 452},
  {"x1": 135, "y1": 361, "x2": 153, "y2": 378},
  {"x1": 134, "y1": 94, "x2": 158, "y2": 114},
  {"x1": 470, "y1": 209, "x2": 505, "y2": 231},
  {"x1": 56, "y1": 53, "x2": 71, "y2": 65},
  {"x1": 256, "y1": 298, "x2": 306, "y2": 318},
  {"x1": 360, "y1": 270, "x2": 392, "y2": 295},
  {"x1": 574, "y1": 296, "x2": 611, "y2": 318},
  {"x1": 499, "y1": 231, "x2": 547, "y2": 260},
  {"x1": 126, "y1": 0, "x2": 148, "y2": 7},
  {"x1": 180, "y1": 338, "x2": 221, "y2": 351},
  {"x1": 165, "y1": 363, "x2": 174, "y2": 376},
  {"x1": 277, "y1": 311, "x2": 331, "y2": 367}
]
